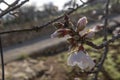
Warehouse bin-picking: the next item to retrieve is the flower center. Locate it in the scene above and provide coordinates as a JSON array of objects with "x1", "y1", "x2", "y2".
[{"x1": 73, "y1": 35, "x2": 80, "y2": 41}]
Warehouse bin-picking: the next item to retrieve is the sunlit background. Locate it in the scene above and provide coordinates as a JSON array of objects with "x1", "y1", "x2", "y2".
[{"x1": 0, "y1": 0, "x2": 87, "y2": 10}]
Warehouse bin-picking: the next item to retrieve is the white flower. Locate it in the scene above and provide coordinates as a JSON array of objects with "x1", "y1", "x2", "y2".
[
  {"x1": 67, "y1": 50, "x2": 95, "y2": 71},
  {"x1": 76, "y1": 16, "x2": 88, "y2": 32}
]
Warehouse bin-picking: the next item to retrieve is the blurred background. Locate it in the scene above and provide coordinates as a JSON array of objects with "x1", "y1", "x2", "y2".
[{"x1": 0, "y1": 0, "x2": 120, "y2": 80}]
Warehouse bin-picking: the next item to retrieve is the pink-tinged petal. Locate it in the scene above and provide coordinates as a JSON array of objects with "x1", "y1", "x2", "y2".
[
  {"x1": 84, "y1": 24, "x2": 103, "y2": 39},
  {"x1": 85, "y1": 31, "x2": 95, "y2": 39},
  {"x1": 90, "y1": 24, "x2": 103, "y2": 32},
  {"x1": 51, "y1": 28, "x2": 71, "y2": 38},
  {"x1": 67, "y1": 51, "x2": 95, "y2": 71},
  {"x1": 51, "y1": 31, "x2": 60, "y2": 38},
  {"x1": 67, "y1": 53, "x2": 77, "y2": 66},
  {"x1": 76, "y1": 16, "x2": 88, "y2": 32},
  {"x1": 84, "y1": 53, "x2": 95, "y2": 71}
]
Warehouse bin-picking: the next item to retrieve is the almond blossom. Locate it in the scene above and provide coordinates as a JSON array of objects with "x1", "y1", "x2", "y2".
[
  {"x1": 51, "y1": 15, "x2": 102, "y2": 71},
  {"x1": 67, "y1": 50, "x2": 95, "y2": 71}
]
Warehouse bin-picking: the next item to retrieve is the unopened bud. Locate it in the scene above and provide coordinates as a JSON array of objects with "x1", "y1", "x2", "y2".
[
  {"x1": 51, "y1": 29, "x2": 71, "y2": 38},
  {"x1": 76, "y1": 16, "x2": 88, "y2": 32}
]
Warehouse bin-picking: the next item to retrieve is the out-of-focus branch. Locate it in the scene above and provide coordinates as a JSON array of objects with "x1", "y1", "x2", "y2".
[
  {"x1": 79, "y1": 0, "x2": 85, "y2": 4},
  {"x1": 0, "y1": 8, "x2": 17, "y2": 17},
  {"x1": 7, "y1": 0, "x2": 20, "y2": 9},
  {"x1": 93, "y1": 0, "x2": 110, "y2": 80},
  {"x1": 0, "y1": 0, "x2": 29, "y2": 18},
  {"x1": 85, "y1": 34, "x2": 120, "y2": 49},
  {"x1": 0, "y1": 0, "x2": 94, "y2": 35},
  {"x1": 0, "y1": 0, "x2": 9, "y2": 6},
  {"x1": 0, "y1": 1, "x2": 28, "y2": 80},
  {"x1": 0, "y1": 36, "x2": 4, "y2": 80}
]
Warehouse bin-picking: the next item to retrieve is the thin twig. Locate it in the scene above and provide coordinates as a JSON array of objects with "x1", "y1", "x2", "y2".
[
  {"x1": 0, "y1": 36, "x2": 4, "y2": 80},
  {"x1": 93, "y1": 0, "x2": 110, "y2": 80},
  {"x1": 0, "y1": 0, "x2": 29, "y2": 18},
  {"x1": 0, "y1": 1, "x2": 92, "y2": 35},
  {"x1": 79, "y1": 0, "x2": 85, "y2": 4},
  {"x1": 85, "y1": 34, "x2": 120, "y2": 49}
]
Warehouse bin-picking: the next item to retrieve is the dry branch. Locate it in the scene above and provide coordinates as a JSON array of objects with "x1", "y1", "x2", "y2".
[
  {"x1": 85, "y1": 34, "x2": 120, "y2": 49},
  {"x1": 0, "y1": 1, "x2": 92, "y2": 35},
  {"x1": 0, "y1": 0, "x2": 29, "y2": 18},
  {"x1": 93, "y1": 0, "x2": 110, "y2": 80}
]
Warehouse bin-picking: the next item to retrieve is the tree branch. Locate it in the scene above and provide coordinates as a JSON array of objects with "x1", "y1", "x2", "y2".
[
  {"x1": 85, "y1": 34, "x2": 120, "y2": 49},
  {"x1": 0, "y1": 0, "x2": 93, "y2": 35},
  {"x1": 0, "y1": 0, "x2": 29, "y2": 18},
  {"x1": 93, "y1": 0, "x2": 110, "y2": 80},
  {"x1": 0, "y1": 36, "x2": 4, "y2": 80}
]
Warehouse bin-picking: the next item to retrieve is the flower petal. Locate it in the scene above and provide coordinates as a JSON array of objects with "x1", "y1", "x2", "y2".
[
  {"x1": 51, "y1": 30, "x2": 60, "y2": 38},
  {"x1": 67, "y1": 51, "x2": 95, "y2": 71},
  {"x1": 84, "y1": 53, "x2": 95, "y2": 71},
  {"x1": 85, "y1": 31, "x2": 95, "y2": 39},
  {"x1": 51, "y1": 28, "x2": 71, "y2": 38},
  {"x1": 90, "y1": 24, "x2": 103, "y2": 32},
  {"x1": 67, "y1": 53, "x2": 77, "y2": 66}
]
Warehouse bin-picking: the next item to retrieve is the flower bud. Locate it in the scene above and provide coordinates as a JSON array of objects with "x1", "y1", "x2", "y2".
[
  {"x1": 76, "y1": 16, "x2": 88, "y2": 32},
  {"x1": 51, "y1": 29, "x2": 71, "y2": 38}
]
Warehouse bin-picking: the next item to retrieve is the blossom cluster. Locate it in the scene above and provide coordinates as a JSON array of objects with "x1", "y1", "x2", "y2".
[{"x1": 51, "y1": 16, "x2": 102, "y2": 71}]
